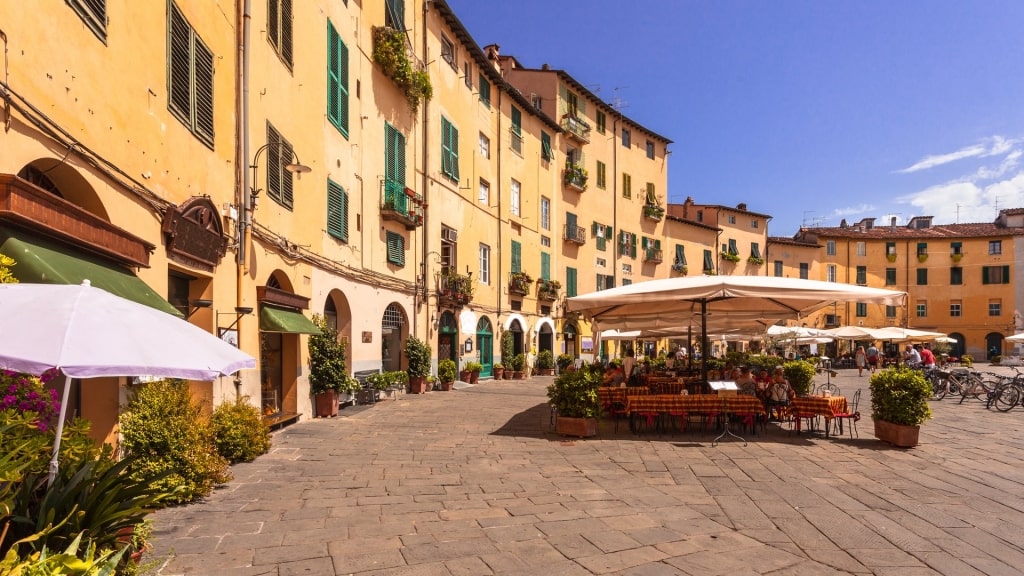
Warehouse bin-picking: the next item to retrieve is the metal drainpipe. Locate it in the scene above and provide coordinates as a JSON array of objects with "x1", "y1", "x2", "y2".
[
  {"x1": 237, "y1": 0, "x2": 252, "y2": 349},
  {"x1": 496, "y1": 88, "x2": 503, "y2": 323},
  {"x1": 418, "y1": 0, "x2": 431, "y2": 341}
]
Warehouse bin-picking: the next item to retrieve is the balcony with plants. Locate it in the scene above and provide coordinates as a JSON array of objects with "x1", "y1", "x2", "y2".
[
  {"x1": 372, "y1": 26, "x2": 432, "y2": 114},
  {"x1": 720, "y1": 250, "x2": 740, "y2": 263},
  {"x1": 563, "y1": 162, "x2": 588, "y2": 191},
  {"x1": 643, "y1": 248, "x2": 663, "y2": 263},
  {"x1": 563, "y1": 223, "x2": 586, "y2": 244},
  {"x1": 537, "y1": 278, "x2": 561, "y2": 301},
  {"x1": 438, "y1": 271, "x2": 474, "y2": 306},
  {"x1": 642, "y1": 203, "x2": 665, "y2": 221},
  {"x1": 747, "y1": 256, "x2": 765, "y2": 266},
  {"x1": 672, "y1": 261, "x2": 688, "y2": 275},
  {"x1": 380, "y1": 183, "x2": 424, "y2": 229},
  {"x1": 508, "y1": 271, "x2": 533, "y2": 296},
  {"x1": 561, "y1": 114, "x2": 591, "y2": 143}
]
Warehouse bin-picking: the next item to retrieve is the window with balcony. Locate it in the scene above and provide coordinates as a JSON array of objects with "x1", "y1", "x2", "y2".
[
  {"x1": 917, "y1": 242, "x2": 928, "y2": 257},
  {"x1": 168, "y1": 3, "x2": 215, "y2": 148},
  {"x1": 383, "y1": 122, "x2": 407, "y2": 213},
  {"x1": 564, "y1": 212, "x2": 585, "y2": 244}
]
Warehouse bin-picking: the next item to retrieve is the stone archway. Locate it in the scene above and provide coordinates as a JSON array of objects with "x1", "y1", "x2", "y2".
[
  {"x1": 986, "y1": 332, "x2": 1004, "y2": 360},
  {"x1": 476, "y1": 316, "x2": 493, "y2": 377},
  {"x1": 323, "y1": 289, "x2": 353, "y2": 375},
  {"x1": 536, "y1": 318, "x2": 554, "y2": 357},
  {"x1": 381, "y1": 303, "x2": 408, "y2": 372},
  {"x1": 563, "y1": 322, "x2": 579, "y2": 358},
  {"x1": 438, "y1": 311, "x2": 458, "y2": 363}
]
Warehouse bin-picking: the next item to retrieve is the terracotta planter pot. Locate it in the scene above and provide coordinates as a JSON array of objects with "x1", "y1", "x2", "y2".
[
  {"x1": 459, "y1": 370, "x2": 471, "y2": 382},
  {"x1": 314, "y1": 390, "x2": 339, "y2": 418},
  {"x1": 873, "y1": 418, "x2": 920, "y2": 448},
  {"x1": 440, "y1": 380, "x2": 454, "y2": 391},
  {"x1": 556, "y1": 416, "x2": 598, "y2": 438},
  {"x1": 408, "y1": 376, "x2": 429, "y2": 394},
  {"x1": 470, "y1": 371, "x2": 480, "y2": 384},
  {"x1": 493, "y1": 368, "x2": 505, "y2": 380},
  {"x1": 512, "y1": 371, "x2": 524, "y2": 379},
  {"x1": 539, "y1": 368, "x2": 555, "y2": 376}
]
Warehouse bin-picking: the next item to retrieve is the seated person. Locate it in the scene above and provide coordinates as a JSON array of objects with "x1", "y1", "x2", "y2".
[
  {"x1": 767, "y1": 368, "x2": 794, "y2": 405},
  {"x1": 734, "y1": 366, "x2": 758, "y2": 396},
  {"x1": 754, "y1": 368, "x2": 772, "y2": 399},
  {"x1": 602, "y1": 365, "x2": 625, "y2": 387}
]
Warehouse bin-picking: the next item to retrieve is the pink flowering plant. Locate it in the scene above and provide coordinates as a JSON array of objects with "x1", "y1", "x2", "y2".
[{"x1": 1, "y1": 368, "x2": 61, "y2": 431}]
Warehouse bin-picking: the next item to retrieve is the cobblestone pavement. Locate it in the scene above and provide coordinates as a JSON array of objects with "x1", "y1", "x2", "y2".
[{"x1": 149, "y1": 364, "x2": 1024, "y2": 575}]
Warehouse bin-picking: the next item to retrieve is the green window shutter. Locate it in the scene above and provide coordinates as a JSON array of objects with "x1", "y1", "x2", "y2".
[
  {"x1": 728, "y1": 238, "x2": 738, "y2": 255},
  {"x1": 541, "y1": 253, "x2": 550, "y2": 280},
  {"x1": 327, "y1": 180, "x2": 348, "y2": 242},
  {"x1": 511, "y1": 106, "x2": 522, "y2": 136},
  {"x1": 917, "y1": 242, "x2": 927, "y2": 255},
  {"x1": 675, "y1": 244, "x2": 686, "y2": 266},
  {"x1": 478, "y1": 74, "x2": 490, "y2": 106},
  {"x1": 511, "y1": 240, "x2": 522, "y2": 273},
  {"x1": 917, "y1": 269, "x2": 928, "y2": 285},
  {"x1": 384, "y1": 123, "x2": 407, "y2": 210},
  {"x1": 655, "y1": 239, "x2": 661, "y2": 251},
  {"x1": 386, "y1": 231, "x2": 405, "y2": 266},
  {"x1": 541, "y1": 131, "x2": 552, "y2": 161},
  {"x1": 630, "y1": 233, "x2": 637, "y2": 258},
  {"x1": 566, "y1": 212, "x2": 577, "y2": 230},
  {"x1": 703, "y1": 249, "x2": 713, "y2": 271},
  {"x1": 982, "y1": 267, "x2": 990, "y2": 285},
  {"x1": 1003, "y1": 265, "x2": 1011, "y2": 284},
  {"x1": 751, "y1": 242, "x2": 761, "y2": 258},
  {"x1": 326, "y1": 21, "x2": 349, "y2": 138},
  {"x1": 441, "y1": 117, "x2": 457, "y2": 180},
  {"x1": 951, "y1": 241, "x2": 962, "y2": 254},
  {"x1": 566, "y1": 267, "x2": 577, "y2": 297}
]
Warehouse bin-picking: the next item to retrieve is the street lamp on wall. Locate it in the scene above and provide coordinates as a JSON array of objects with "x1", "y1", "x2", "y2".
[{"x1": 248, "y1": 143, "x2": 312, "y2": 211}]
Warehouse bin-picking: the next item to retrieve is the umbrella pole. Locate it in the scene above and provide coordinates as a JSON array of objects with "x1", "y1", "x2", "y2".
[
  {"x1": 47, "y1": 373, "x2": 73, "y2": 488},
  {"x1": 700, "y1": 301, "x2": 708, "y2": 382}
]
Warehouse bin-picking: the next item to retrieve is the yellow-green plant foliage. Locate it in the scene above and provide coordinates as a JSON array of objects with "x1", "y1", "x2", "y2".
[
  {"x1": 0, "y1": 533, "x2": 126, "y2": 575},
  {"x1": 0, "y1": 253, "x2": 17, "y2": 284},
  {"x1": 118, "y1": 380, "x2": 230, "y2": 504},
  {"x1": 211, "y1": 397, "x2": 271, "y2": 464}
]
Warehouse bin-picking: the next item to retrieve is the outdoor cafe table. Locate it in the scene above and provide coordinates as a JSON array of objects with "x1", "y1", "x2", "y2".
[
  {"x1": 789, "y1": 395, "x2": 848, "y2": 436},
  {"x1": 624, "y1": 394, "x2": 767, "y2": 434},
  {"x1": 597, "y1": 386, "x2": 649, "y2": 408}
]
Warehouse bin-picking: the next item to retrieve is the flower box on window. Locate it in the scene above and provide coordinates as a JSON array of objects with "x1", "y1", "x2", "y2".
[
  {"x1": 508, "y1": 271, "x2": 532, "y2": 295},
  {"x1": 642, "y1": 204, "x2": 665, "y2": 221}
]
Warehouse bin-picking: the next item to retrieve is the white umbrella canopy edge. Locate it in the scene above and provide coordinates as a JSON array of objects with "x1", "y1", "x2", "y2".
[{"x1": 1005, "y1": 332, "x2": 1024, "y2": 343}]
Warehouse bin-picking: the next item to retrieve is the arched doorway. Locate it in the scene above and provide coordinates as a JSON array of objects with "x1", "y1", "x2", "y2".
[
  {"x1": 323, "y1": 290, "x2": 353, "y2": 376},
  {"x1": 563, "y1": 323, "x2": 579, "y2": 357},
  {"x1": 438, "y1": 311, "x2": 457, "y2": 362},
  {"x1": 946, "y1": 332, "x2": 965, "y2": 358},
  {"x1": 508, "y1": 319, "x2": 525, "y2": 357},
  {"x1": 258, "y1": 272, "x2": 320, "y2": 422},
  {"x1": 537, "y1": 320, "x2": 554, "y2": 357},
  {"x1": 986, "y1": 332, "x2": 1004, "y2": 359},
  {"x1": 476, "y1": 317, "x2": 493, "y2": 377},
  {"x1": 382, "y1": 303, "x2": 406, "y2": 372}
]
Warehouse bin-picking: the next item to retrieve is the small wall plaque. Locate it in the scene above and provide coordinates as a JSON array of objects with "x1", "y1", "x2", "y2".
[{"x1": 362, "y1": 331, "x2": 373, "y2": 343}]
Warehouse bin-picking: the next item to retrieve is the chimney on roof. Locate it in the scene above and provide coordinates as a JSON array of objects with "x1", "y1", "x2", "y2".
[
  {"x1": 840, "y1": 219, "x2": 848, "y2": 228},
  {"x1": 541, "y1": 63, "x2": 550, "y2": 70},
  {"x1": 484, "y1": 44, "x2": 500, "y2": 61},
  {"x1": 890, "y1": 216, "x2": 897, "y2": 232},
  {"x1": 737, "y1": 202, "x2": 747, "y2": 211}
]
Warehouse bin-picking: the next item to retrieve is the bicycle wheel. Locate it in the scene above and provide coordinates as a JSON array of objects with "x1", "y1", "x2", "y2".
[{"x1": 994, "y1": 384, "x2": 1021, "y2": 412}]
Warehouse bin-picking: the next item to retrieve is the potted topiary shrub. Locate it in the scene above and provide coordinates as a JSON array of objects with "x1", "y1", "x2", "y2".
[
  {"x1": 869, "y1": 366, "x2": 932, "y2": 447},
  {"x1": 405, "y1": 336, "x2": 432, "y2": 394},
  {"x1": 557, "y1": 353, "x2": 574, "y2": 372},
  {"x1": 465, "y1": 361, "x2": 482, "y2": 384},
  {"x1": 438, "y1": 358, "x2": 457, "y2": 391},
  {"x1": 783, "y1": 359, "x2": 816, "y2": 397},
  {"x1": 535, "y1": 350, "x2": 555, "y2": 376},
  {"x1": 547, "y1": 364, "x2": 602, "y2": 437},
  {"x1": 500, "y1": 330, "x2": 514, "y2": 378},
  {"x1": 511, "y1": 353, "x2": 527, "y2": 379},
  {"x1": 308, "y1": 314, "x2": 347, "y2": 418},
  {"x1": 493, "y1": 363, "x2": 505, "y2": 380}
]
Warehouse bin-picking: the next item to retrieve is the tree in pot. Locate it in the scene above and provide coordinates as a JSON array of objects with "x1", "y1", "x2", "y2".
[
  {"x1": 535, "y1": 350, "x2": 555, "y2": 376},
  {"x1": 547, "y1": 364, "x2": 602, "y2": 437},
  {"x1": 492, "y1": 363, "x2": 505, "y2": 380},
  {"x1": 438, "y1": 359, "x2": 457, "y2": 391},
  {"x1": 405, "y1": 336, "x2": 432, "y2": 394},
  {"x1": 500, "y1": 330, "x2": 514, "y2": 379},
  {"x1": 557, "y1": 353, "x2": 574, "y2": 372},
  {"x1": 869, "y1": 366, "x2": 932, "y2": 447},
  {"x1": 511, "y1": 353, "x2": 527, "y2": 379},
  {"x1": 782, "y1": 359, "x2": 816, "y2": 397},
  {"x1": 464, "y1": 361, "x2": 483, "y2": 384},
  {"x1": 308, "y1": 314, "x2": 347, "y2": 417}
]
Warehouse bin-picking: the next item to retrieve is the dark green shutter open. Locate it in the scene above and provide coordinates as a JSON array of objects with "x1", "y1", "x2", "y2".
[
  {"x1": 675, "y1": 244, "x2": 686, "y2": 266},
  {"x1": 386, "y1": 231, "x2": 405, "y2": 266},
  {"x1": 703, "y1": 249, "x2": 714, "y2": 272},
  {"x1": 630, "y1": 233, "x2": 637, "y2": 259},
  {"x1": 728, "y1": 238, "x2": 738, "y2": 255},
  {"x1": 541, "y1": 131, "x2": 552, "y2": 161},
  {"x1": 566, "y1": 267, "x2": 577, "y2": 297},
  {"x1": 511, "y1": 106, "x2": 521, "y2": 136},
  {"x1": 511, "y1": 240, "x2": 522, "y2": 273},
  {"x1": 478, "y1": 74, "x2": 490, "y2": 106},
  {"x1": 327, "y1": 21, "x2": 349, "y2": 138},
  {"x1": 327, "y1": 180, "x2": 348, "y2": 242},
  {"x1": 751, "y1": 242, "x2": 761, "y2": 259},
  {"x1": 541, "y1": 253, "x2": 550, "y2": 280}
]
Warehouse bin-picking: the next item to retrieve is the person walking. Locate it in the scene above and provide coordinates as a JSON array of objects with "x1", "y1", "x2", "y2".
[
  {"x1": 855, "y1": 345, "x2": 868, "y2": 377},
  {"x1": 866, "y1": 343, "x2": 879, "y2": 373}
]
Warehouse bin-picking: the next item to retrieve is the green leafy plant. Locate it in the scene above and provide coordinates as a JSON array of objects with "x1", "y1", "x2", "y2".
[
  {"x1": 372, "y1": 26, "x2": 433, "y2": 113},
  {"x1": 308, "y1": 315, "x2": 347, "y2": 394},
  {"x1": 747, "y1": 256, "x2": 765, "y2": 265},
  {"x1": 511, "y1": 353, "x2": 526, "y2": 372},
  {"x1": 720, "y1": 251, "x2": 741, "y2": 263},
  {"x1": 782, "y1": 360, "x2": 816, "y2": 396},
  {"x1": 535, "y1": 350, "x2": 554, "y2": 370},
  {"x1": 869, "y1": 366, "x2": 933, "y2": 426},
  {"x1": 0, "y1": 532, "x2": 127, "y2": 575},
  {"x1": 0, "y1": 252, "x2": 17, "y2": 284},
  {"x1": 404, "y1": 336, "x2": 432, "y2": 379},
  {"x1": 464, "y1": 361, "x2": 483, "y2": 373},
  {"x1": 438, "y1": 359, "x2": 457, "y2": 384},
  {"x1": 118, "y1": 380, "x2": 230, "y2": 505},
  {"x1": 501, "y1": 331, "x2": 514, "y2": 366},
  {"x1": 547, "y1": 365, "x2": 602, "y2": 418},
  {"x1": 556, "y1": 353, "x2": 574, "y2": 371},
  {"x1": 961, "y1": 354, "x2": 974, "y2": 367},
  {"x1": 642, "y1": 204, "x2": 665, "y2": 220},
  {"x1": 210, "y1": 397, "x2": 271, "y2": 464}
]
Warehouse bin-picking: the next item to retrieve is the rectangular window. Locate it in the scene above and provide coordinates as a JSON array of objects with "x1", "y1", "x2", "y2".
[
  {"x1": 540, "y1": 197, "x2": 550, "y2": 230},
  {"x1": 592, "y1": 221, "x2": 609, "y2": 251},
  {"x1": 510, "y1": 106, "x2": 522, "y2": 154},
  {"x1": 622, "y1": 173, "x2": 632, "y2": 198},
  {"x1": 773, "y1": 260, "x2": 783, "y2": 277},
  {"x1": 827, "y1": 264, "x2": 837, "y2": 283},
  {"x1": 541, "y1": 131, "x2": 552, "y2": 161},
  {"x1": 799, "y1": 263, "x2": 809, "y2": 279},
  {"x1": 622, "y1": 279, "x2": 632, "y2": 286},
  {"x1": 728, "y1": 214, "x2": 736, "y2": 224},
  {"x1": 440, "y1": 34, "x2": 456, "y2": 69},
  {"x1": 566, "y1": 267, "x2": 578, "y2": 297},
  {"x1": 950, "y1": 267, "x2": 962, "y2": 285},
  {"x1": 596, "y1": 111, "x2": 606, "y2": 134},
  {"x1": 478, "y1": 179, "x2": 489, "y2": 205},
  {"x1": 440, "y1": 227, "x2": 456, "y2": 272},
  {"x1": 950, "y1": 301, "x2": 961, "y2": 317},
  {"x1": 596, "y1": 274, "x2": 615, "y2": 291},
  {"x1": 168, "y1": 3, "x2": 215, "y2": 147},
  {"x1": 826, "y1": 240, "x2": 836, "y2": 256},
  {"x1": 750, "y1": 242, "x2": 761, "y2": 259},
  {"x1": 510, "y1": 240, "x2": 522, "y2": 274},
  {"x1": 68, "y1": 0, "x2": 106, "y2": 41},
  {"x1": 917, "y1": 242, "x2": 928, "y2": 256},
  {"x1": 510, "y1": 179, "x2": 521, "y2": 217},
  {"x1": 990, "y1": 300, "x2": 1002, "y2": 316},
  {"x1": 268, "y1": 0, "x2": 294, "y2": 67},
  {"x1": 856, "y1": 242, "x2": 866, "y2": 256},
  {"x1": 532, "y1": 94, "x2": 542, "y2": 110},
  {"x1": 384, "y1": 122, "x2": 406, "y2": 212},
  {"x1": 541, "y1": 236, "x2": 550, "y2": 247},
  {"x1": 326, "y1": 180, "x2": 348, "y2": 242},
  {"x1": 265, "y1": 123, "x2": 295, "y2": 209},
  {"x1": 886, "y1": 241, "x2": 896, "y2": 256},
  {"x1": 704, "y1": 250, "x2": 715, "y2": 273},
  {"x1": 989, "y1": 240, "x2": 1002, "y2": 255},
  {"x1": 917, "y1": 268, "x2": 928, "y2": 285},
  {"x1": 856, "y1": 266, "x2": 867, "y2": 285},
  {"x1": 621, "y1": 128, "x2": 630, "y2": 148},
  {"x1": 751, "y1": 219, "x2": 759, "y2": 229},
  {"x1": 618, "y1": 230, "x2": 636, "y2": 258},
  {"x1": 479, "y1": 132, "x2": 490, "y2": 158},
  {"x1": 727, "y1": 238, "x2": 738, "y2": 255},
  {"x1": 386, "y1": 0, "x2": 404, "y2": 28},
  {"x1": 327, "y1": 21, "x2": 350, "y2": 138},
  {"x1": 440, "y1": 117, "x2": 460, "y2": 181},
  {"x1": 541, "y1": 252, "x2": 551, "y2": 281},
  {"x1": 386, "y1": 231, "x2": 405, "y2": 266},
  {"x1": 478, "y1": 74, "x2": 491, "y2": 107},
  {"x1": 674, "y1": 244, "x2": 686, "y2": 267},
  {"x1": 917, "y1": 302, "x2": 927, "y2": 318},
  {"x1": 646, "y1": 139, "x2": 655, "y2": 159},
  {"x1": 479, "y1": 244, "x2": 490, "y2": 284},
  {"x1": 596, "y1": 161, "x2": 606, "y2": 189},
  {"x1": 885, "y1": 305, "x2": 896, "y2": 318},
  {"x1": 982, "y1": 265, "x2": 1011, "y2": 284},
  {"x1": 463, "y1": 61, "x2": 472, "y2": 88},
  {"x1": 856, "y1": 303, "x2": 867, "y2": 317},
  {"x1": 951, "y1": 241, "x2": 962, "y2": 256},
  {"x1": 885, "y1": 268, "x2": 896, "y2": 285}
]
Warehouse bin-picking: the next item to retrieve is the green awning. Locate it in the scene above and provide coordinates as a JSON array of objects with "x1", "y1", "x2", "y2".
[
  {"x1": 260, "y1": 305, "x2": 321, "y2": 334},
  {"x1": 0, "y1": 229, "x2": 183, "y2": 317}
]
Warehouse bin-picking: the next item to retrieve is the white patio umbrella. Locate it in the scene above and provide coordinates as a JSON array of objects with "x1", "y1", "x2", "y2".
[
  {"x1": 0, "y1": 281, "x2": 257, "y2": 484},
  {"x1": 821, "y1": 325, "x2": 886, "y2": 339},
  {"x1": 872, "y1": 327, "x2": 946, "y2": 342},
  {"x1": 567, "y1": 275, "x2": 906, "y2": 379},
  {"x1": 934, "y1": 336, "x2": 958, "y2": 344},
  {"x1": 1005, "y1": 332, "x2": 1024, "y2": 343}
]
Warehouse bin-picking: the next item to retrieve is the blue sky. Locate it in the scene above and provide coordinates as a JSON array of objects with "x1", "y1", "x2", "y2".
[{"x1": 446, "y1": 0, "x2": 1024, "y2": 235}]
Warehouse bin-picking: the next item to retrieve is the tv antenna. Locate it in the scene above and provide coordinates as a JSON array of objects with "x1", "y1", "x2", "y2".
[
  {"x1": 801, "y1": 210, "x2": 815, "y2": 227},
  {"x1": 611, "y1": 86, "x2": 629, "y2": 111}
]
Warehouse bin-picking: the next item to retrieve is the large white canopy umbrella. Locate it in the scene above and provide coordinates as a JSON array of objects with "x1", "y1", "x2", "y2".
[
  {"x1": 567, "y1": 275, "x2": 906, "y2": 378},
  {"x1": 1005, "y1": 332, "x2": 1024, "y2": 343},
  {"x1": 0, "y1": 281, "x2": 257, "y2": 484},
  {"x1": 871, "y1": 327, "x2": 947, "y2": 342},
  {"x1": 821, "y1": 325, "x2": 885, "y2": 339}
]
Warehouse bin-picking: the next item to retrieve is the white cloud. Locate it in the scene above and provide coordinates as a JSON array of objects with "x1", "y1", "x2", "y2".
[
  {"x1": 896, "y1": 170, "x2": 1024, "y2": 223},
  {"x1": 897, "y1": 144, "x2": 987, "y2": 174},
  {"x1": 831, "y1": 203, "x2": 875, "y2": 218},
  {"x1": 974, "y1": 149, "x2": 1021, "y2": 181}
]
